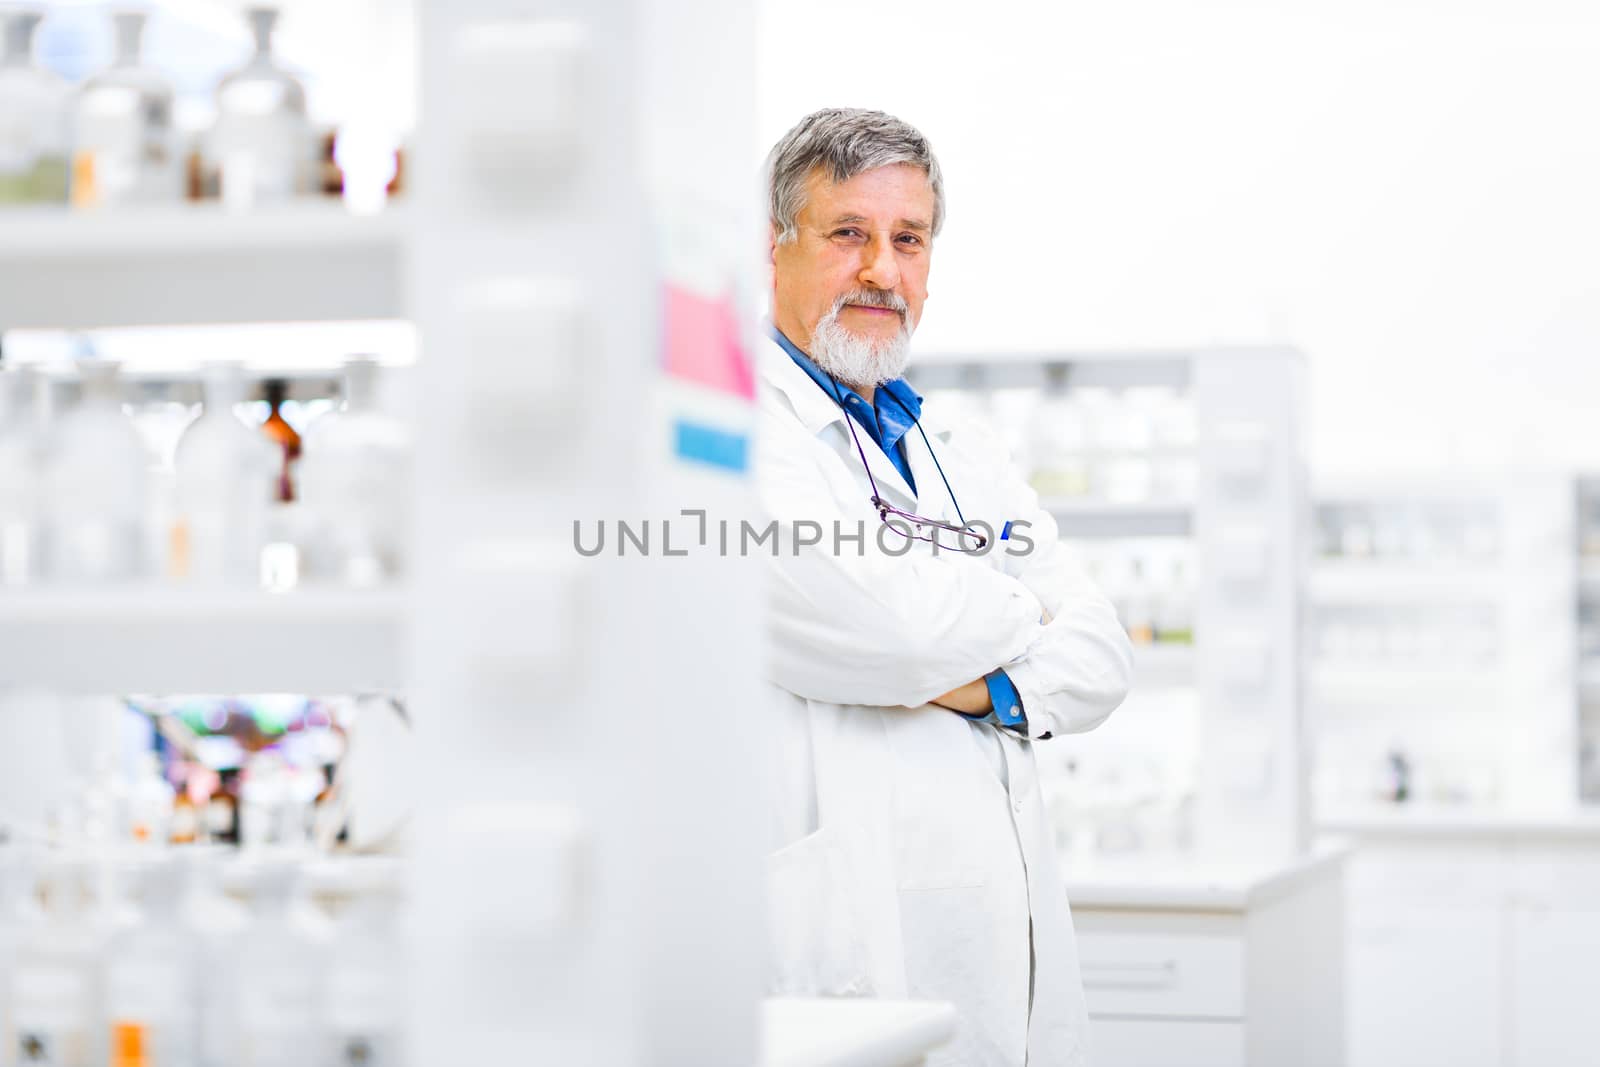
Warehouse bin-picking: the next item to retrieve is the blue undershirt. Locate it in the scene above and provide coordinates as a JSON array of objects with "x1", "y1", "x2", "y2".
[{"x1": 768, "y1": 323, "x2": 1027, "y2": 733}]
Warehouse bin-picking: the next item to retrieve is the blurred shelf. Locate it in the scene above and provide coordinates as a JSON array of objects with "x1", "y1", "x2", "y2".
[
  {"x1": 0, "y1": 586, "x2": 406, "y2": 693},
  {"x1": 1317, "y1": 804, "x2": 1600, "y2": 840},
  {"x1": 907, "y1": 351, "x2": 1192, "y2": 390},
  {"x1": 0, "y1": 204, "x2": 407, "y2": 329},
  {"x1": 1040, "y1": 497, "x2": 1192, "y2": 538},
  {"x1": 1131, "y1": 642, "x2": 1195, "y2": 688},
  {"x1": 1309, "y1": 560, "x2": 1507, "y2": 603},
  {"x1": 1309, "y1": 664, "x2": 1503, "y2": 700},
  {"x1": 907, "y1": 345, "x2": 1299, "y2": 391}
]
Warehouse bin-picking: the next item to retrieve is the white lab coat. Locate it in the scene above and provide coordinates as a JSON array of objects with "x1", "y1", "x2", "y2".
[{"x1": 756, "y1": 336, "x2": 1133, "y2": 1067}]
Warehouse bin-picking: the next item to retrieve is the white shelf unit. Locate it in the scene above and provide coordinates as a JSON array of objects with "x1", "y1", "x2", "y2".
[
  {"x1": 1308, "y1": 474, "x2": 1577, "y2": 815},
  {"x1": 908, "y1": 346, "x2": 1309, "y2": 858},
  {"x1": 0, "y1": 203, "x2": 407, "y2": 329},
  {"x1": 0, "y1": 2, "x2": 824, "y2": 1065},
  {"x1": 0, "y1": 587, "x2": 406, "y2": 694},
  {"x1": 0, "y1": 202, "x2": 415, "y2": 700},
  {"x1": 0, "y1": 1, "x2": 771, "y2": 1065},
  {"x1": 1040, "y1": 497, "x2": 1194, "y2": 539}
]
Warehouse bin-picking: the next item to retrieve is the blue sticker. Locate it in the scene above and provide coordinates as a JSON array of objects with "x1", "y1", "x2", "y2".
[
  {"x1": 1001, "y1": 520, "x2": 1014, "y2": 541},
  {"x1": 673, "y1": 419, "x2": 748, "y2": 472}
]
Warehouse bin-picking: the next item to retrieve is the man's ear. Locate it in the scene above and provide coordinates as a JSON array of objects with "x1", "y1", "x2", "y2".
[{"x1": 767, "y1": 225, "x2": 779, "y2": 266}]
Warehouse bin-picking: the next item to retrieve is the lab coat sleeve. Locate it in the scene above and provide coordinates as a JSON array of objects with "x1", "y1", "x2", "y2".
[
  {"x1": 758, "y1": 420, "x2": 1047, "y2": 710},
  {"x1": 962, "y1": 424, "x2": 1134, "y2": 739}
]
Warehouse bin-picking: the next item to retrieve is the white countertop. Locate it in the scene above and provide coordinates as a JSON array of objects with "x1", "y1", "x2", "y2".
[
  {"x1": 1064, "y1": 845, "x2": 1348, "y2": 912},
  {"x1": 1318, "y1": 804, "x2": 1600, "y2": 840},
  {"x1": 762, "y1": 998, "x2": 957, "y2": 1067}
]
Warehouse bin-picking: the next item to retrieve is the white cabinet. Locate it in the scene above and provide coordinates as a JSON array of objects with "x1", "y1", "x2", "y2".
[
  {"x1": 1346, "y1": 905, "x2": 1503, "y2": 1067},
  {"x1": 1325, "y1": 820, "x2": 1600, "y2": 1067},
  {"x1": 1067, "y1": 848, "x2": 1346, "y2": 1067},
  {"x1": 1078, "y1": 931, "x2": 1244, "y2": 1019},
  {"x1": 1509, "y1": 906, "x2": 1600, "y2": 1067}
]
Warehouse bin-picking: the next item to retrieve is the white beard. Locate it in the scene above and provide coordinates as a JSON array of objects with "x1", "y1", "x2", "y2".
[{"x1": 809, "y1": 304, "x2": 914, "y2": 389}]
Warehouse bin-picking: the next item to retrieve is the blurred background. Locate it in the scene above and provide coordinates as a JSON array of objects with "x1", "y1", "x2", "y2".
[{"x1": 1, "y1": 0, "x2": 1598, "y2": 1065}]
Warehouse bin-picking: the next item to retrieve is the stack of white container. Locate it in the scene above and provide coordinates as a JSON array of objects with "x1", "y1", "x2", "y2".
[
  {"x1": 0, "y1": 848, "x2": 402, "y2": 1067},
  {"x1": 0, "y1": 358, "x2": 409, "y2": 592}
]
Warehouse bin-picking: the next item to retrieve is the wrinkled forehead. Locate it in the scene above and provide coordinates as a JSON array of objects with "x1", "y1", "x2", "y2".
[{"x1": 799, "y1": 163, "x2": 937, "y2": 230}]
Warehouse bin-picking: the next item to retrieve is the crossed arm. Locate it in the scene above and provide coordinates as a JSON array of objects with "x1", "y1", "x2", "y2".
[
  {"x1": 930, "y1": 607, "x2": 1051, "y2": 716},
  {"x1": 761, "y1": 423, "x2": 1132, "y2": 738}
]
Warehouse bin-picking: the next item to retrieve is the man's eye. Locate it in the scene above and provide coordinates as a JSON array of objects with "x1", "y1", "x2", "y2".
[
  {"x1": 832, "y1": 228, "x2": 863, "y2": 239},
  {"x1": 897, "y1": 234, "x2": 923, "y2": 247}
]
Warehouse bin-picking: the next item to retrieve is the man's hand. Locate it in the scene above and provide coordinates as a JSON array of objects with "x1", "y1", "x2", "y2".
[
  {"x1": 932, "y1": 612, "x2": 1048, "y2": 716},
  {"x1": 932, "y1": 677, "x2": 991, "y2": 717}
]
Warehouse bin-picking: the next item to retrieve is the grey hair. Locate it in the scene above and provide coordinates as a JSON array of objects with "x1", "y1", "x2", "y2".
[{"x1": 765, "y1": 108, "x2": 945, "y2": 245}]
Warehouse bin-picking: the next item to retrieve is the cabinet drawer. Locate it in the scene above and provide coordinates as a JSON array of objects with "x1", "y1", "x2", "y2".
[
  {"x1": 1077, "y1": 931, "x2": 1244, "y2": 1019},
  {"x1": 1092, "y1": 1018, "x2": 1245, "y2": 1067}
]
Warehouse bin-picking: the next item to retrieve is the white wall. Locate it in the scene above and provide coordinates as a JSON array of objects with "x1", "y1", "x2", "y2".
[{"x1": 758, "y1": 0, "x2": 1600, "y2": 477}]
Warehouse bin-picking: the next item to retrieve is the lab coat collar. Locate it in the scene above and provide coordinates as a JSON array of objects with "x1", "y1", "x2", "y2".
[{"x1": 758, "y1": 335, "x2": 921, "y2": 509}]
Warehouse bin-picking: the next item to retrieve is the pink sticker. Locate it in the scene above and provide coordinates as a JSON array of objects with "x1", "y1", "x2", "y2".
[{"x1": 662, "y1": 283, "x2": 755, "y2": 400}]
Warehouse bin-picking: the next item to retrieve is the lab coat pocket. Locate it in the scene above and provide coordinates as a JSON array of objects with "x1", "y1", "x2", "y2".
[
  {"x1": 887, "y1": 718, "x2": 995, "y2": 891},
  {"x1": 767, "y1": 825, "x2": 874, "y2": 997}
]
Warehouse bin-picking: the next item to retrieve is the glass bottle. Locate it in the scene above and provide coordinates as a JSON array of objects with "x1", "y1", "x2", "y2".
[
  {"x1": 0, "y1": 7, "x2": 71, "y2": 203},
  {"x1": 171, "y1": 362, "x2": 277, "y2": 584},
  {"x1": 298, "y1": 358, "x2": 412, "y2": 586},
  {"x1": 0, "y1": 848, "x2": 43, "y2": 1066},
  {"x1": 40, "y1": 360, "x2": 148, "y2": 583},
  {"x1": 174, "y1": 849, "x2": 247, "y2": 1067},
  {"x1": 232, "y1": 862, "x2": 330, "y2": 1067},
  {"x1": 209, "y1": 6, "x2": 311, "y2": 208},
  {"x1": 1153, "y1": 558, "x2": 1194, "y2": 645},
  {"x1": 11, "y1": 858, "x2": 103, "y2": 1067},
  {"x1": 1123, "y1": 556, "x2": 1156, "y2": 645},
  {"x1": 260, "y1": 378, "x2": 301, "y2": 503},
  {"x1": 322, "y1": 861, "x2": 404, "y2": 1067},
  {"x1": 127, "y1": 753, "x2": 174, "y2": 845},
  {"x1": 0, "y1": 366, "x2": 42, "y2": 586},
  {"x1": 71, "y1": 9, "x2": 180, "y2": 208},
  {"x1": 1025, "y1": 374, "x2": 1089, "y2": 499},
  {"x1": 103, "y1": 859, "x2": 202, "y2": 1067}
]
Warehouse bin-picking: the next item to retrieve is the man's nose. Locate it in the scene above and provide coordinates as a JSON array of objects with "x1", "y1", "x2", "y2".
[{"x1": 857, "y1": 234, "x2": 901, "y2": 291}]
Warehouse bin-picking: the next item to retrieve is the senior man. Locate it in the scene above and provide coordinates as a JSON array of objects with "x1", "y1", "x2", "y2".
[{"x1": 757, "y1": 108, "x2": 1133, "y2": 1067}]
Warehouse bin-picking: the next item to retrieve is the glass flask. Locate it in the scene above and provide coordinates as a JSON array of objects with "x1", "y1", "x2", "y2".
[
  {"x1": 171, "y1": 362, "x2": 276, "y2": 584},
  {"x1": 71, "y1": 9, "x2": 181, "y2": 208},
  {"x1": 40, "y1": 360, "x2": 149, "y2": 583},
  {"x1": 210, "y1": 6, "x2": 311, "y2": 208},
  {"x1": 298, "y1": 358, "x2": 412, "y2": 586},
  {"x1": 0, "y1": 7, "x2": 70, "y2": 203}
]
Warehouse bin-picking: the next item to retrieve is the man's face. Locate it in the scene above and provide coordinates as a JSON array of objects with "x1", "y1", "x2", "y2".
[{"x1": 770, "y1": 163, "x2": 936, "y2": 356}]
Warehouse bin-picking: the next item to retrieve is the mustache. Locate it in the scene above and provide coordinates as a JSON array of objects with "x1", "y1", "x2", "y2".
[{"x1": 830, "y1": 289, "x2": 908, "y2": 318}]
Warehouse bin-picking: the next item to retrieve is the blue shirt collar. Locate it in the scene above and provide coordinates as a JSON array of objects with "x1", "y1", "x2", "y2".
[{"x1": 765, "y1": 322, "x2": 923, "y2": 430}]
